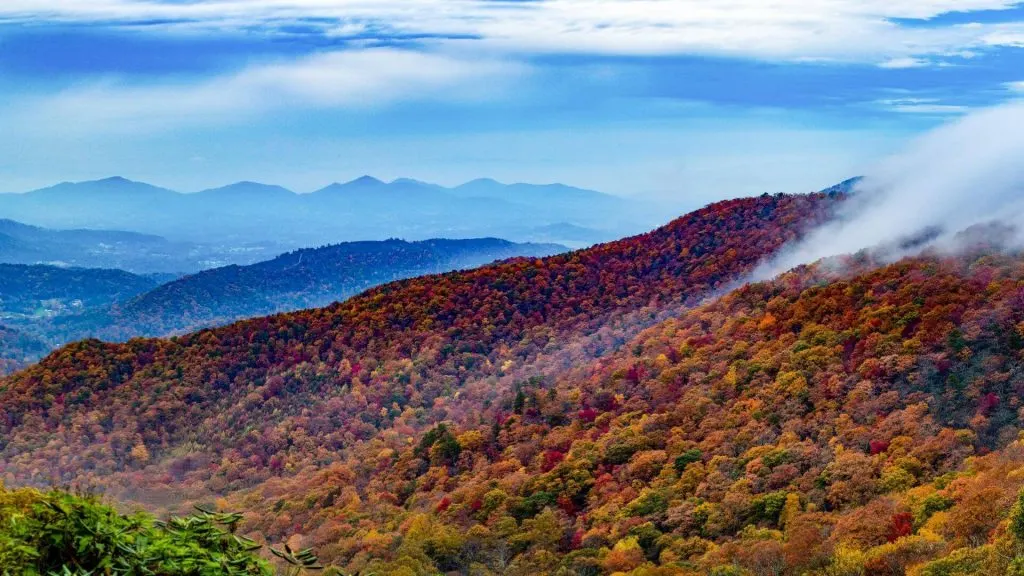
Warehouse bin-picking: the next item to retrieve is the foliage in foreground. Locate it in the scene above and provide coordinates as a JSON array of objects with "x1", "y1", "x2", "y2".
[{"x1": 0, "y1": 483, "x2": 322, "y2": 575}]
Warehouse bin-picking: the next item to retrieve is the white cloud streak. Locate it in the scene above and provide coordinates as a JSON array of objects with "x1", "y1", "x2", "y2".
[
  {"x1": 878, "y1": 57, "x2": 932, "y2": 69},
  {"x1": 3, "y1": 2, "x2": 1023, "y2": 136},
  {"x1": 10, "y1": 49, "x2": 524, "y2": 133},
  {"x1": 875, "y1": 98, "x2": 970, "y2": 114},
  {"x1": 1, "y1": 1, "x2": 1023, "y2": 65},
  {"x1": 754, "y1": 101, "x2": 1024, "y2": 279}
]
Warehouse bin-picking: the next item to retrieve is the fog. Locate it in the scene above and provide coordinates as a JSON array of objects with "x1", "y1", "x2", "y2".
[{"x1": 754, "y1": 101, "x2": 1024, "y2": 280}]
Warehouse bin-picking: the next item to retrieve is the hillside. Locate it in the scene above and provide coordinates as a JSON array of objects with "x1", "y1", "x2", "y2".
[
  {"x1": 0, "y1": 193, "x2": 832, "y2": 547},
  {"x1": 58, "y1": 238, "x2": 566, "y2": 340},
  {"x1": 0, "y1": 262, "x2": 159, "y2": 364},
  {"x1": 231, "y1": 250, "x2": 1024, "y2": 575},
  {"x1": 5, "y1": 189, "x2": 1024, "y2": 573},
  {"x1": 0, "y1": 263, "x2": 157, "y2": 317},
  {"x1": 0, "y1": 264, "x2": 159, "y2": 368}
]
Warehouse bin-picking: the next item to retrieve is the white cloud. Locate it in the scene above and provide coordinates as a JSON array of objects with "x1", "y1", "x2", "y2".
[
  {"x1": 3, "y1": 1, "x2": 1022, "y2": 137},
  {"x1": 753, "y1": 101, "x2": 1024, "y2": 279},
  {"x1": 1007, "y1": 80, "x2": 1024, "y2": 92},
  {"x1": 1, "y1": 1, "x2": 1023, "y2": 65},
  {"x1": 13, "y1": 48, "x2": 524, "y2": 133},
  {"x1": 982, "y1": 29, "x2": 1024, "y2": 46},
  {"x1": 879, "y1": 57, "x2": 931, "y2": 69},
  {"x1": 889, "y1": 104, "x2": 970, "y2": 113},
  {"x1": 875, "y1": 98, "x2": 970, "y2": 114}
]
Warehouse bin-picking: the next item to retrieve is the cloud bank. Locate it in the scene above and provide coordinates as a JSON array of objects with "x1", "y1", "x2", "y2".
[
  {"x1": 11, "y1": 49, "x2": 523, "y2": 133},
  {"x1": 755, "y1": 100, "x2": 1024, "y2": 279},
  {"x1": 2, "y1": 0, "x2": 1024, "y2": 66}
]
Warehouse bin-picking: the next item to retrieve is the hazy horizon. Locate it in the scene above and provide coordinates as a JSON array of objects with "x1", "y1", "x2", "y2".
[
  {"x1": 0, "y1": 169, "x2": 855, "y2": 203},
  {"x1": 0, "y1": 174, "x2": 646, "y2": 197},
  {"x1": 5, "y1": 2, "x2": 1022, "y2": 205}
]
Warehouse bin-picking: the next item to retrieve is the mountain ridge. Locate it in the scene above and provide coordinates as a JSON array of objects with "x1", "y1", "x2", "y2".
[
  {"x1": 0, "y1": 176, "x2": 664, "y2": 249},
  {"x1": 0, "y1": 192, "x2": 835, "y2": 515},
  {"x1": 16, "y1": 191, "x2": 1024, "y2": 573},
  {"x1": 15, "y1": 192, "x2": 1024, "y2": 573},
  {"x1": 7, "y1": 175, "x2": 618, "y2": 199},
  {"x1": 52, "y1": 236, "x2": 566, "y2": 342}
]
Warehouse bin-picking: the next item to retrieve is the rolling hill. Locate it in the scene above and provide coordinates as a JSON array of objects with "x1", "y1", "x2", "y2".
[
  {"x1": 0, "y1": 263, "x2": 157, "y2": 317},
  {"x1": 0, "y1": 193, "x2": 834, "y2": 564},
  {"x1": 0, "y1": 324, "x2": 49, "y2": 375},
  {"x1": 57, "y1": 237, "x2": 566, "y2": 340},
  {"x1": 0, "y1": 263, "x2": 161, "y2": 370},
  {"x1": 7, "y1": 191, "x2": 1024, "y2": 573}
]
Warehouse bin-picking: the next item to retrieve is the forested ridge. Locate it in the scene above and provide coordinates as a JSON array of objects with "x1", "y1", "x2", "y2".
[
  {"x1": 214, "y1": 250, "x2": 1024, "y2": 575},
  {"x1": 52, "y1": 237, "x2": 565, "y2": 341},
  {"x1": 0, "y1": 194, "x2": 830, "y2": 486},
  {"x1": 20, "y1": 192, "x2": 1024, "y2": 573},
  {"x1": 0, "y1": 264, "x2": 156, "y2": 315}
]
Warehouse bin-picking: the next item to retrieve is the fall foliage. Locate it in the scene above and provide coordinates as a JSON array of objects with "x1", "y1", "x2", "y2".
[{"x1": 9, "y1": 191, "x2": 1024, "y2": 573}]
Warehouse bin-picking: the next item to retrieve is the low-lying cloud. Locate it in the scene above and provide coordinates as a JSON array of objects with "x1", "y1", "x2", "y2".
[{"x1": 755, "y1": 100, "x2": 1024, "y2": 279}]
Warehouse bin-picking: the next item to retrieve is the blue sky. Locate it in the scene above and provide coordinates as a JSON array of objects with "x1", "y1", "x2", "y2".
[{"x1": 0, "y1": 1, "x2": 1022, "y2": 208}]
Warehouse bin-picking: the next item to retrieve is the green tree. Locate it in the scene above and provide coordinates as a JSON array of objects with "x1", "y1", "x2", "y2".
[{"x1": 0, "y1": 484, "x2": 322, "y2": 576}]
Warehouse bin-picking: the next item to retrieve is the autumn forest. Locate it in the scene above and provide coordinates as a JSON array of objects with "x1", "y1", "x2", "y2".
[{"x1": 2, "y1": 186, "x2": 1024, "y2": 574}]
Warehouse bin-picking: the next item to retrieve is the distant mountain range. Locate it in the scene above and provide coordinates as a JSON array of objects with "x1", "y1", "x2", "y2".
[
  {"x1": 0, "y1": 236, "x2": 564, "y2": 368},
  {"x1": 0, "y1": 176, "x2": 660, "y2": 249}
]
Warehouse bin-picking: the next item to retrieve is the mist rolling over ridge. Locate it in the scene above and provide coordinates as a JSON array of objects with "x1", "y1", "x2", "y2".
[{"x1": 755, "y1": 101, "x2": 1024, "y2": 281}]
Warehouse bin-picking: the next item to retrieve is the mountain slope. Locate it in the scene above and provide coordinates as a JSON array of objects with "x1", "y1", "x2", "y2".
[
  {"x1": 0, "y1": 193, "x2": 832, "y2": 528},
  {"x1": 0, "y1": 192, "x2": 830, "y2": 475},
  {"x1": 0, "y1": 264, "x2": 159, "y2": 368},
  {"x1": 59, "y1": 238, "x2": 566, "y2": 340},
  {"x1": 821, "y1": 176, "x2": 863, "y2": 195},
  {"x1": 4, "y1": 188, "x2": 1024, "y2": 575},
  {"x1": 211, "y1": 249, "x2": 1024, "y2": 575},
  {"x1": 5, "y1": 205, "x2": 1024, "y2": 574}
]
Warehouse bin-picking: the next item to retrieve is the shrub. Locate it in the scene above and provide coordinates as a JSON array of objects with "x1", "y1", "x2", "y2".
[{"x1": 0, "y1": 484, "x2": 300, "y2": 575}]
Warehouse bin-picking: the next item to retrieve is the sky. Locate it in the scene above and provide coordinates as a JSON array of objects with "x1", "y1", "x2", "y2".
[{"x1": 0, "y1": 1, "x2": 1023, "y2": 208}]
